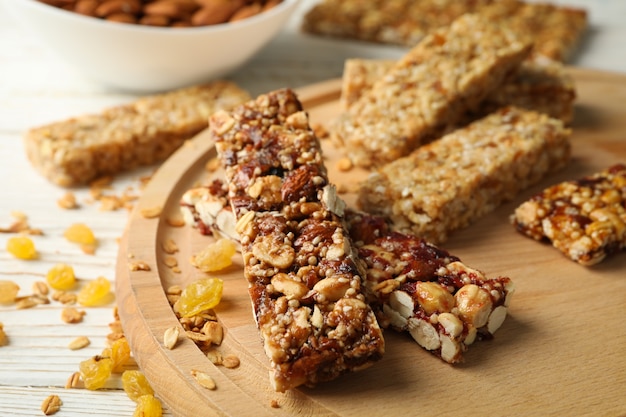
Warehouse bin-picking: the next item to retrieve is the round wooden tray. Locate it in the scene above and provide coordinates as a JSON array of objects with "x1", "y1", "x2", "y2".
[{"x1": 116, "y1": 68, "x2": 626, "y2": 417}]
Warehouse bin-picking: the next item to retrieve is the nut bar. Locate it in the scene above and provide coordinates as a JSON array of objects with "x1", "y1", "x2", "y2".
[
  {"x1": 211, "y1": 89, "x2": 385, "y2": 392},
  {"x1": 181, "y1": 187, "x2": 514, "y2": 363},
  {"x1": 330, "y1": 13, "x2": 532, "y2": 168},
  {"x1": 358, "y1": 106, "x2": 572, "y2": 245},
  {"x1": 512, "y1": 163, "x2": 626, "y2": 265},
  {"x1": 302, "y1": 0, "x2": 587, "y2": 61},
  {"x1": 24, "y1": 81, "x2": 250, "y2": 187},
  {"x1": 346, "y1": 211, "x2": 514, "y2": 363},
  {"x1": 341, "y1": 56, "x2": 576, "y2": 124}
]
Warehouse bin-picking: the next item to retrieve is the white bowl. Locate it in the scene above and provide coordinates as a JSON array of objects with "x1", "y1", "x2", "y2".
[{"x1": 3, "y1": 0, "x2": 300, "y2": 93}]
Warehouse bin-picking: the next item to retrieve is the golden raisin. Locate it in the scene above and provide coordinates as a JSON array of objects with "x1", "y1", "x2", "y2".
[
  {"x1": 46, "y1": 264, "x2": 76, "y2": 290},
  {"x1": 79, "y1": 355, "x2": 113, "y2": 390},
  {"x1": 174, "y1": 278, "x2": 223, "y2": 318},
  {"x1": 122, "y1": 370, "x2": 154, "y2": 402},
  {"x1": 191, "y1": 239, "x2": 237, "y2": 272},
  {"x1": 64, "y1": 223, "x2": 96, "y2": 245},
  {"x1": 6, "y1": 236, "x2": 37, "y2": 260},
  {"x1": 105, "y1": 337, "x2": 131, "y2": 373},
  {"x1": 0, "y1": 280, "x2": 20, "y2": 304},
  {"x1": 133, "y1": 394, "x2": 162, "y2": 417},
  {"x1": 77, "y1": 276, "x2": 111, "y2": 306}
]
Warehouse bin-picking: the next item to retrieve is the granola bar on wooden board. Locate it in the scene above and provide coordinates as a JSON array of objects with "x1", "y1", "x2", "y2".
[
  {"x1": 24, "y1": 81, "x2": 250, "y2": 187},
  {"x1": 341, "y1": 56, "x2": 576, "y2": 124},
  {"x1": 211, "y1": 88, "x2": 385, "y2": 392},
  {"x1": 302, "y1": 0, "x2": 587, "y2": 61},
  {"x1": 358, "y1": 106, "x2": 572, "y2": 245},
  {"x1": 181, "y1": 187, "x2": 515, "y2": 364},
  {"x1": 512, "y1": 163, "x2": 626, "y2": 265},
  {"x1": 330, "y1": 13, "x2": 532, "y2": 168}
]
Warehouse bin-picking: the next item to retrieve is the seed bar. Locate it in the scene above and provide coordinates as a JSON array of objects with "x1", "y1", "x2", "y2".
[
  {"x1": 341, "y1": 56, "x2": 576, "y2": 124},
  {"x1": 358, "y1": 106, "x2": 572, "y2": 244},
  {"x1": 24, "y1": 81, "x2": 250, "y2": 187},
  {"x1": 211, "y1": 89, "x2": 385, "y2": 392},
  {"x1": 330, "y1": 13, "x2": 532, "y2": 168},
  {"x1": 302, "y1": 0, "x2": 587, "y2": 61},
  {"x1": 512, "y1": 163, "x2": 626, "y2": 265}
]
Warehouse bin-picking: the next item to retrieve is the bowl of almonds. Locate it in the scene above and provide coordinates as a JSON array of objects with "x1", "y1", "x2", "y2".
[{"x1": 4, "y1": 0, "x2": 300, "y2": 92}]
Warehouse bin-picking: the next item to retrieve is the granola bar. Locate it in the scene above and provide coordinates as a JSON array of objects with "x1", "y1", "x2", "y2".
[
  {"x1": 358, "y1": 106, "x2": 572, "y2": 244},
  {"x1": 181, "y1": 187, "x2": 514, "y2": 363},
  {"x1": 24, "y1": 81, "x2": 250, "y2": 187},
  {"x1": 346, "y1": 211, "x2": 514, "y2": 363},
  {"x1": 302, "y1": 0, "x2": 587, "y2": 61},
  {"x1": 341, "y1": 56, "x2": 576, "y2": 124},
  {"x1": 512, "y1": 163, "x2": 626, "y2": 265},
  {"x1": 211, "y1": 89, "x2": 385, "y2": 392},
  {"x1": 330, "y1": 13, "x2": 532, "y2": 168}
]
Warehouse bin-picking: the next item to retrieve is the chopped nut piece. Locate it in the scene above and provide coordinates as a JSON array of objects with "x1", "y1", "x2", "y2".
[
  {"x1": 140, "y1": 205, "x2": 163, "y2": 219},
  {"x1": 163, "y1": 256, "x2": 178, "y2": 268},
  {"x1": 0, "y1": 323, "x2": 7, "y2": 346},
  {"x1": 270, "y1": 399, "x2": 280, "y2": 409},
  {"x1": 128, "y1": 260, "x2": 151, "y2": 271},
  {"x1": 166, "y1": 216, "x2": 185, "y2": 227},
  {"x1": 32, "y1": 281, "x2": 49, "y2": 296},
  {"x1": 57, "y1": 191, "x2": 79, "y2": 209},
  {"x1": 201, "y1": 321, "x2": 223, "y2": 346},
  {"x1": 61, "y1": 307, "x2": 86, "y2": 324},
  {"x1": 65, "y1": 372, "x2": 82, "y2": 389},
  {"x1": 163, "y1": 326, "x2": 180, "y2": 350},
  {"x1": 191, "y1": 369, "x2": 217, "y2": 390},
  {"x1": 205, "y1": 158, "x2": 221, "y2": 172},
  {"x1": 16, "y1": 297, "x2": 37, "y2": 309},
  {"x1": 68, "y1": 336, "x2": 91, "y2": 350},
  {"x1": 52, "y1": 291, "x2": 77, "y2": 305},
  {"x1": 41, "y1": 394, "x2": 62, "y2": 415},
  {"x1": 222, "y1": 354, "x2": 240, "y2": 369},
  {"x1": 206, "y1": 349, "x2": 223, "y2": 365},
  {"x1": 336, "y1": 157, "x2": 353, "y2": 172}
]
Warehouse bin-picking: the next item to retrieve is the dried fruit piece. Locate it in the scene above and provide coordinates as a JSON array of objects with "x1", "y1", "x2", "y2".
[
  {"x1": 133, "y1": 394, "x2": 162, "y2": 417},
  {"x1": 79, "y1": 355, "x2": 113, "y2": 390},
  {"x1": 122, "y1": 370, "x2": 154, "y2": 402},
  {"x1": 104, "y1": 337, "x2": 131, "y2": 372},
  {"x1": 64, "y1": 223, "x2": 96, "y2": 245},
  {"x1": 77, "y1": 276, "x2": 111, "y2": 306},
  {"x1": 174, "y1": 278, "x2": 223, "y2": 318},
  {"x1": 0, "y1": 280, "x2": 19, "y2": 304},
  {"x1": 6, "y1": 235, "x2": 37, "y2": 259},
  {"x1": 46, "y1": 263, "x2": 77, "y2": 290},
  {"x1": 191, "y1": 239, "x2": 237, "y2": 272}
]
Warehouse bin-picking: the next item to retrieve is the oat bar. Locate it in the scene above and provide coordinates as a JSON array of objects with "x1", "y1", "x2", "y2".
[
  {"x1": 302, "y1": 0, "x2": 587, "y2": 61},
  {"x1": 24, "y1": 81, "x2": 250, "y2": 187},
  {"x1": 330, "y1": 13, "x2": 532, "y2": 168},
  {"x1": 346, "y1": 211, "x2": 514, "y2": 363},
  {"x1": 341, "y1": 56, "x2": 576, "y2": 124},
  {"x1": 512, "y1": 164, "x2": 626, "y2": 265},
  {"x1": 211, "y1": 89, "x2": 385, "y2": 392},
  {"x1": 358, "y1": 106, "x2": 572, "y2": 244},
  {"x1": 181, "y1": 187, "x2": 514, "y2": 363}
]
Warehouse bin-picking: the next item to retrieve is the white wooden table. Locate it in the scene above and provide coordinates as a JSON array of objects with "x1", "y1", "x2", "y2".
[{"x1": 1, "y1": 1, "x2": 625, "y2": 416}]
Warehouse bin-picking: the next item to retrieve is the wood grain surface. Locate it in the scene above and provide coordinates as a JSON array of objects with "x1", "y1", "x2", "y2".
[{"x1": 115, "y1": 68, "x2": 626, "y2": 417}]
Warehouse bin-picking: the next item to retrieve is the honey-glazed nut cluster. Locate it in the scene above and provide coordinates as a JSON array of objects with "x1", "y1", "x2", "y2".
[
  {"x1": 512, "y1": 163, "x2": 626, "y2": 265},
  {"x1": 38, "y1": 0, "x2": 283, "y2": 27},
  {"x1": 212, "y1": 88, "x2": 385, "y2": 392}
]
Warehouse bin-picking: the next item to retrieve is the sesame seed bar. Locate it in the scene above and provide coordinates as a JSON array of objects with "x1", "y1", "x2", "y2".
[
  {"x1": 358, "y1": 106, "x2": 572, "y2": 245},
  {"x1": 24, "y1": 81, "x2": 250, "y2": 187},
  {"x1": 211, "y1": 89, "x2": 385, "y2": 392},
  {"x1": 512, "y1": 163, "x2": 626, "y2": 265},
  {"x1": 302, "y1": 0, "x2": 587, "y2": 61},
  {"x1": 346, "y1": 211, "x2": 514, "y2": 363},
  {"x1": 180, "y1": 187, "x2": 514, "y2": 363},
  {"x1": 341, "y1": 56, "x2": 576, "y2": 124},
  {"x1": 330, "y1": 13, "x2": 532, "y2": 168}
]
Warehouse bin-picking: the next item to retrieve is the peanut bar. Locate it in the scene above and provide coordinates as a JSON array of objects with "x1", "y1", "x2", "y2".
[
  {"x1": 24, "y1": 81, "x2": 250, "y2": 187},
  {"x1": 330, "y1": 13, "x2": 532, "y2": 168},
  {"x1": 211, "y1": 89, "x2": 385, "y2": 392},
  {"x1": 358, "y1": 106, "x2": 572, "y2": 244},
  {"x1": 512, "y1": 163, "x2": 626, "y2": 265}
]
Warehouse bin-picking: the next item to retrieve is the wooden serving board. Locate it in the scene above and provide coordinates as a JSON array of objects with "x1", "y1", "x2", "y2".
[{"x1": 116, "y1": 68, "x2": 626, "y2": 417}]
